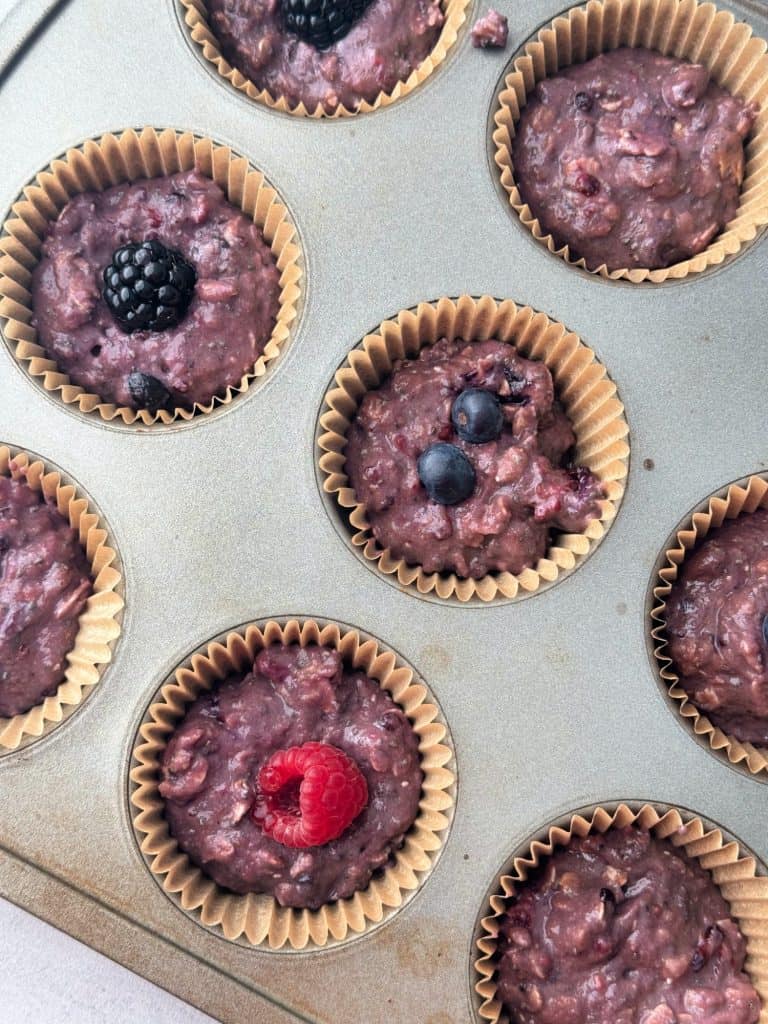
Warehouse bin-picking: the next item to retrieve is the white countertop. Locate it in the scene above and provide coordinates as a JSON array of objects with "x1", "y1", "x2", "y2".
[
  {"x1": 0, "y1": 900, "x2": 215, "y2": 1023},
  {"x1": 0, "y1": 1, "x2": 215, "y2": 1019}
]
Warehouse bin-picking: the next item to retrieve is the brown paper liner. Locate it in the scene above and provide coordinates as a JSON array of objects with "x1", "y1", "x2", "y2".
[
  {"x1": 474, "y1": 803, "x2": 768, "y2": 1024},
  {"x1": 179, "y1": 0, "x2": 469, "y2": 117},
  {"x1": 129, "y1": 618, "x2": 455, "y2": 949},
  {"x1": 651, "y1": 475, "x2": 768, "y2": 777},
  {"x1": 492, "y1": 0, "x2": 768, "y2": 283},
  {"x1": 0, "y1": 127, "x2": 303, "y2": 426},
  {"x1": 0, "y1": 446, "x2": 123, "y2": 752},
  {"x1": 317, "y1": 295, "x2": 630, "y2": 603}
]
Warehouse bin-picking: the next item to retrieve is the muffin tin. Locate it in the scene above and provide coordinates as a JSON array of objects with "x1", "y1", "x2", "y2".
[{"x1": 0, "y1": 0, "x2": 767, "y2": 1021}]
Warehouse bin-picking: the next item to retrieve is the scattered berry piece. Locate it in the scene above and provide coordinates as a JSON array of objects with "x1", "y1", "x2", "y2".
[
  {"x1": 103, "y1": 240, "x2": 196, "y2": 334},
  {"x1": 568, "y1": 466, "x2": 595, "y2": 495},
  {"x1": 471, "y1": 8, "x2": 509, "y2": 48},
  {"x1": 417, "y1": 443, "x2": 476, "y2": 505},
  {"x1": 127, "y1": 371, "x2": 173, "y2": 413},
  {"x1": 691, "y1": 924, "x2": 724, "y2": 972},
  {"x1": 574, "y1": 172, "x2": 600, "y2": 197},
  {"x1": 252, "y1": 742, "x2": 368, "y2": 849}
]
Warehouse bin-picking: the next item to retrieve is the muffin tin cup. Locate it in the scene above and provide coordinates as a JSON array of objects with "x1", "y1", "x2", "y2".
[
  {"x1": 473, "y1": 802, "x2": 768, "y2": 1024},
  {"x1": 129, "y1": 617, "x2": 455, "y2": 950},
  {"x1": 651, "y1": 474, "x2": 768, "y2": 778},
  {"x1": 0, "y1": 126, "x2": 303, "y2": 426},
  {"x1": 317, "y1": 295, "x2": 629, "y2": 603},
  {"x1": 178, "y1": 0, "x2": 470, "y2": 118},
  {"x1": 0, "y1": 445, "x2": 123, "y2": 753},
  {"x1": 492, "y1": 0, "x2": 768, "y2": 283}
]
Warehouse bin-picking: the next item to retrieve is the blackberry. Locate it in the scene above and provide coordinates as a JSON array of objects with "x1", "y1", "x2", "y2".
[
  {"x1": 102, "y1": 240, "x2": 196, "y2": 334},
  {"x1": 127, "y1": 372, "x2": 173, "y2": 413},
  {"x1": 281, "y1": 0, "x2": 373, "y2": 49}
]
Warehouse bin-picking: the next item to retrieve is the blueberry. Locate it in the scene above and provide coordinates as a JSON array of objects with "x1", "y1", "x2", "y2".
[
  {"x1": 451, "y1": 388, "x2": 504, "y2": 444},
  {"x1": 574, "y1": 91, "x2": 593, "y2": 112},
  {"x1": 127, "y1": 372, "x2": 173, "y2": 413},
  {"x1": 762, "y1": 614, "x2": 768, "y2": 646},
  {"x1": 417, "y1": 443, "x2": 476, "y2": 505}
]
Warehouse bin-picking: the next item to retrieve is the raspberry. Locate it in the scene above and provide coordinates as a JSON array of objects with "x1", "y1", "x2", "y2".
[{"x1": 252, "y1": 742, "x2": 368, "y2": 849}]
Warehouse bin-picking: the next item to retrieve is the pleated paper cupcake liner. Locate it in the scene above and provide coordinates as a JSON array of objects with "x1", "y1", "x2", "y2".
[
  {"x1": 492, "y1": 0, "x2": 768, "y2": 282},
  {"x1": 652, "y1": 474, "x2": 768, "y2": 777},
  {"x1": 0, "y1": 446, "x2": 123, "y2": 752},
  {"x1": 318, "y1": 295, "x2": 629, "y2": 602},
  {"x1": 0, "y1": 127, "x2": 303, "y2": 425},
  {"x1": 130, "y1": 617, "x2": 455, "y2": 949},
  {"x1": 179, "y1": 0, "x2": 469, "y2": 117},
  {"x1": 475, "y1": 802, "x2": 768, "y2": 1023}
]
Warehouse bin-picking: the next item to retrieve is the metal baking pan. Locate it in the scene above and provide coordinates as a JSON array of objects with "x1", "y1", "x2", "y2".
[{"x1": 0, "y1": 0, "x2": 767, "y2": 1020}]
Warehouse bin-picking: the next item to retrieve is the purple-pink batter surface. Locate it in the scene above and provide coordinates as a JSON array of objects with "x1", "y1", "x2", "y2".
[
  {"x1": 345, "y1": 338, "x2": 603, "y2": 579},
  {"x1": 497, "y1": 828, "x2": 761, "y2": 1024},
  {"x1": 159, "y1": 644, "x2": 422, "y2": 909},
  {"x1": 666, "y1": 511, "x2": 768, "y2": 747},
  {"x1": 512, "y1": 48, "x2": 756, "y2": 271},
  {"x1": 32, "y1": 169, "x2": 280, "y2": 410},
  {"x1": 0, "y1": 474, "x2": 92, "y2": 719},
  {"x1": 208, "y1": 0, "x2": 444, "y2": 112}
]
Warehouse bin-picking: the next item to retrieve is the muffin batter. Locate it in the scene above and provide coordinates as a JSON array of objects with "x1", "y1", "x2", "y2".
[
  {"x1": 0, "y1": 474, "x2": 92, "y2": 718},
  {"x1": 208, "y1": 0, "x2": 444, "y2": 112},
  {"x1": 666, "y1": 510, "x2": 768, "y2": 746},
  {"x1": 32, "y1": 169, "x2": 280, "y2": 410},
  {"x1": 160, "y1": 644, "x2": 422, "y2": 909},
  {"x1": 513, "y1": 48, "x2": 756, "y2": 271},
  {"x1": 345, "y1": 338, "x2": 603, "y2": 579},
  {"x1": 498, "y1": 827, "x2": 761, "y2": 1024}
]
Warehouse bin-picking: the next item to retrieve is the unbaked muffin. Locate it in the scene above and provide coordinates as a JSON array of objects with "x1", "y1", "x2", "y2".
[
  {"x1": 207, "y1": 0, "x2": 444, "y2": 112},
  {"x1": 0, "y1": 472, "x2": 92, "y2": 719},
  {"x1": 513, "y1": 48, "x2": 756, "y2": 271},
  {"x1": 159, "y1": 643, "x2": 422, "y2": 909},
  {"x1": 345, "y1": 337, "x2": 603, "y2": 579},
  {"x1": 32, "y1": 169, "x2": 280, "y2": 412},
  {"x1": 497, "y1": 827, "x2": 761, "y2": 1024},
  {"x1": 666, "y1": 510, "x2": 768, "y2": 747}
]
